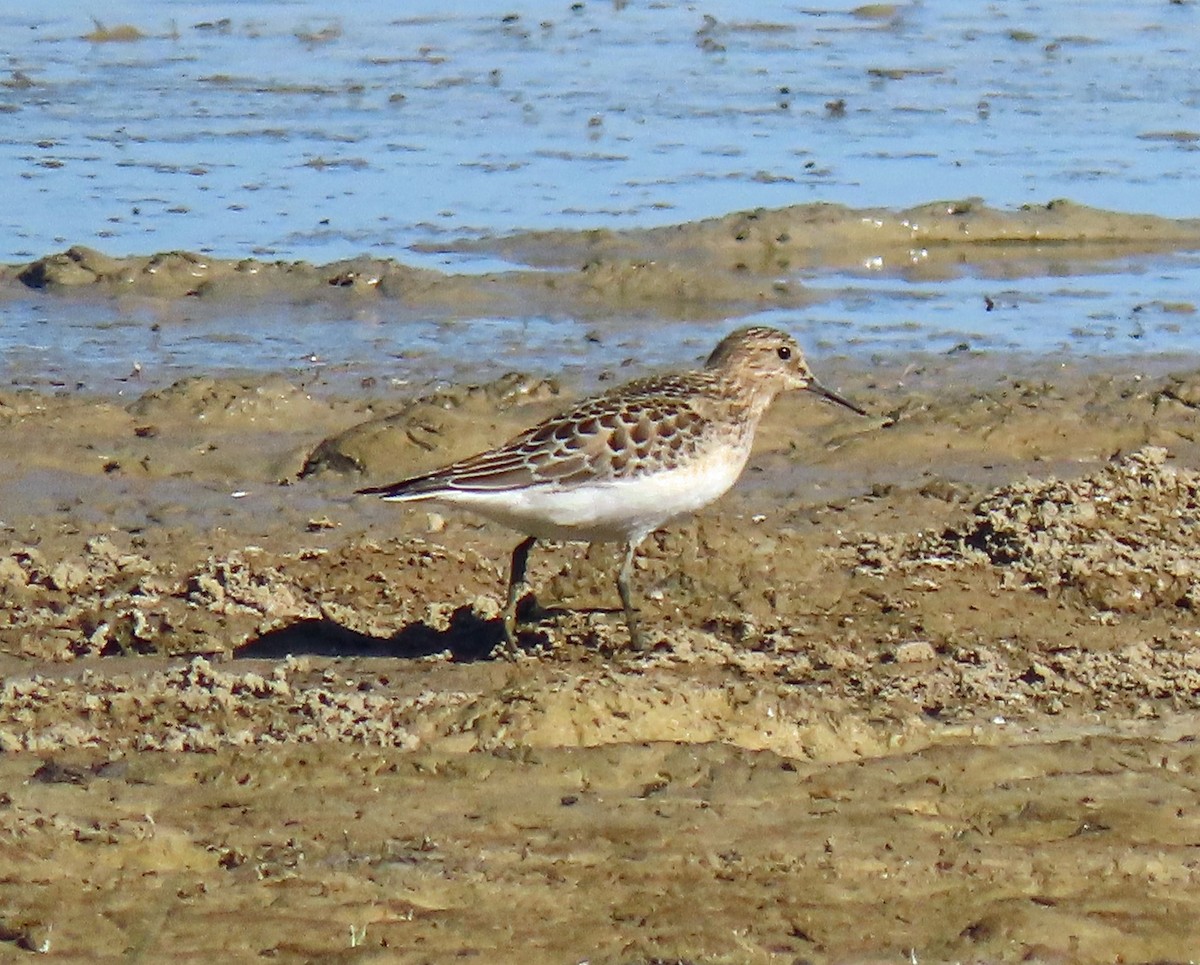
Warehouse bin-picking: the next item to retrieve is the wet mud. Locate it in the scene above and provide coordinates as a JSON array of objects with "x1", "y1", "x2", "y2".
[
  {"x1": 7, "y1": 200, "x2": 1200, "y2": 318},
  {"x1": 4, "y1": 356, "x2": 1200, "y2": 961}
]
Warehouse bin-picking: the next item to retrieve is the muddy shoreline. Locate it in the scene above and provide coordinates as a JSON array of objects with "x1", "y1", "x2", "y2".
[
  {"x1": 4, "y1": 202, "x2": 1200, "y2": 961},
  {"x1": 7, "y1": 200, "x2": 1200, "y2": 317}
]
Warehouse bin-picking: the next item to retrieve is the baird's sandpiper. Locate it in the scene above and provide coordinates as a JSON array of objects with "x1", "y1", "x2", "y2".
[{"x1": 357, "y1": 326, "x2": 865, "y2": 651}]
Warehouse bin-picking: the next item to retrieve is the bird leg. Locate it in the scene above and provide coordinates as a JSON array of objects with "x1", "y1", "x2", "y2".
[
  {"x1": 502, "y1": 535, "x2": 537, "y2": 649},
  {"x1": 617, "y1": 539, "x2": 644, "y2": 650}
]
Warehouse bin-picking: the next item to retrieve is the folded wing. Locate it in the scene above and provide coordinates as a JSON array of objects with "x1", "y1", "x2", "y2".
[{"x1": 356, "y1": 375, "x2": 722, "y2": 500}]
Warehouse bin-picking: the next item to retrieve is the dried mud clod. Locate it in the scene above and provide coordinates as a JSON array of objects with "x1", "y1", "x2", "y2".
[
  {"x1": 852, "y1": 446, "x2": 1200, "y2": 612},
  {"x1": 0, "y1": 655, "x2": 447, "y2": 753},
  {"x1": 0, "y1": 541, "x2": 314, "y2": 661}
]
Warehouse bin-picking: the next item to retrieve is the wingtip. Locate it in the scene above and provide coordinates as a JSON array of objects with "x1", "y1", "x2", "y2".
[
  {"x1": 356, "y1": 476, "x2": 435, "y2": 500},
  {"x1": 355, "y1": 482, "x2": 399, "y2": 497}
]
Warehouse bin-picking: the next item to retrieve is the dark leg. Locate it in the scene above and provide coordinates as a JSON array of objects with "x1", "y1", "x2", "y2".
[
  {"x1": 617, "y1": 539, "x2": 644, "y2": 650},
  {"x1": 502, "y1": 535, "x2": 537, "y2": 649}
]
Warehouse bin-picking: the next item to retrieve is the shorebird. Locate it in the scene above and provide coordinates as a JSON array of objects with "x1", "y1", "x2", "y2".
[{"x1": 357, "y1": 326, "x2": 865, "y2": 651}]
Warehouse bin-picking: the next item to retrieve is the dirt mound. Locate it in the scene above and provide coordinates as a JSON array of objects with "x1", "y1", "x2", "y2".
[
  {"x1": 300, "y1": 372, "x2": 561, "y2": 480},
  {"x1": 855, "y1": 446, "x2": 1200, "y2": 612}
]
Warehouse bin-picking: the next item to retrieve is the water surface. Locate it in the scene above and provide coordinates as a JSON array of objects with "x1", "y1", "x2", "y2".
[{"x1": 2, "y1": 0, "x2": 1199, "y2": 387}]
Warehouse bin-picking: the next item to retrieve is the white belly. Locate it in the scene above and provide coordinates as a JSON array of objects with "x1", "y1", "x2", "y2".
[{"x1": 405, "y1": 448, "x2": 749, "y2": 544}]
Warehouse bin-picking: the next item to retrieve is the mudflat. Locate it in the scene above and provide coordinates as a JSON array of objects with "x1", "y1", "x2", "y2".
[{"x1": 3, "y1": 204, "x2": 1200, "y2": 962}]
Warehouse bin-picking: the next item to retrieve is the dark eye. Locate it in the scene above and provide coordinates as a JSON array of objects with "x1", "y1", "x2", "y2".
[{"x1": 777, "y1": 345, "x2": 791, "y2": 360}]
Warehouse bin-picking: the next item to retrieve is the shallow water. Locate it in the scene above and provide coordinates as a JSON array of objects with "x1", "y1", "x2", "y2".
[
  {"x1": 0, "y1": 297, "x2": 616, "y2": 395},
  {"x1": 812, "y1": 250, "x2": 1200, "y2": 355},
  {"x1": 6, "y1": 0, "x2": 1200, "y2": 262},
  {"x1": 3, "y1": 0, "x2": 1200, "y2": 384},
  {"x1": 5, "y1": 247, "x2": 1200, "y2": 398}
]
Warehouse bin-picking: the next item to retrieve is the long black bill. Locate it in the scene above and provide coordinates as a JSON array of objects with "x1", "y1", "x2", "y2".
[{"x1": 807, "y1": 380, "x2": 868, "y2": 416}]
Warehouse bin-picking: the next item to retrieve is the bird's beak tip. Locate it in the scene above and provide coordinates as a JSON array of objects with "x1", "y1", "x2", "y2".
[{"x1": 808, "y1": 381, "x2": 868, "y2": 417}]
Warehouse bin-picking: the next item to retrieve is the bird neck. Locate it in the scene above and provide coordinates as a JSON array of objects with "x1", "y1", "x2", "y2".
[{"x1": 718, "y1": 372, "x2": 779, "y2": 426}]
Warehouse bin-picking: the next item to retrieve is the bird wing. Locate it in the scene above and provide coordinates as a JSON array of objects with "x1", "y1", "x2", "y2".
[{"x1": 356, "y1": 374, "x2": 727, "y2": 499}]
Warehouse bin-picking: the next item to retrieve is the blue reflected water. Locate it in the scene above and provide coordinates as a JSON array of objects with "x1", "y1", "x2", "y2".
[
  {"x1": 1, "y1": 0, "x2": 1199, "y2": 385},
  {"x1": 3, "y1": 0, "x2": 1199, "y2": 263}
]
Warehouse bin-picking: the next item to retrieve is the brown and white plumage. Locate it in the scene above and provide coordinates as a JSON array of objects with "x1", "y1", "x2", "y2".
[{"x1": 357, "y1": 326, "x2": 864, "y2": 650}]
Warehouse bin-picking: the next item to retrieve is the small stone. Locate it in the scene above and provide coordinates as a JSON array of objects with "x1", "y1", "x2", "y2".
[{"x1": 894, "y1": 640, "x2": 936, "y2": 664}]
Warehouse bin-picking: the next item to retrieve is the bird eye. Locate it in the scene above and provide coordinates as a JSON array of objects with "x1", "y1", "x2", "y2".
[{"x1": 777, "y1": 346, "x2": 791, "y2": 360}]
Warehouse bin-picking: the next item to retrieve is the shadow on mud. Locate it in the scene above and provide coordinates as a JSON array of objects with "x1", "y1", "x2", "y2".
[
  {"x1": 234, "y1": 607, "x2": 505, "y2": 662},
  {"x1": 230, "y1": 597, "x2": 599, "y2": 662}
]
